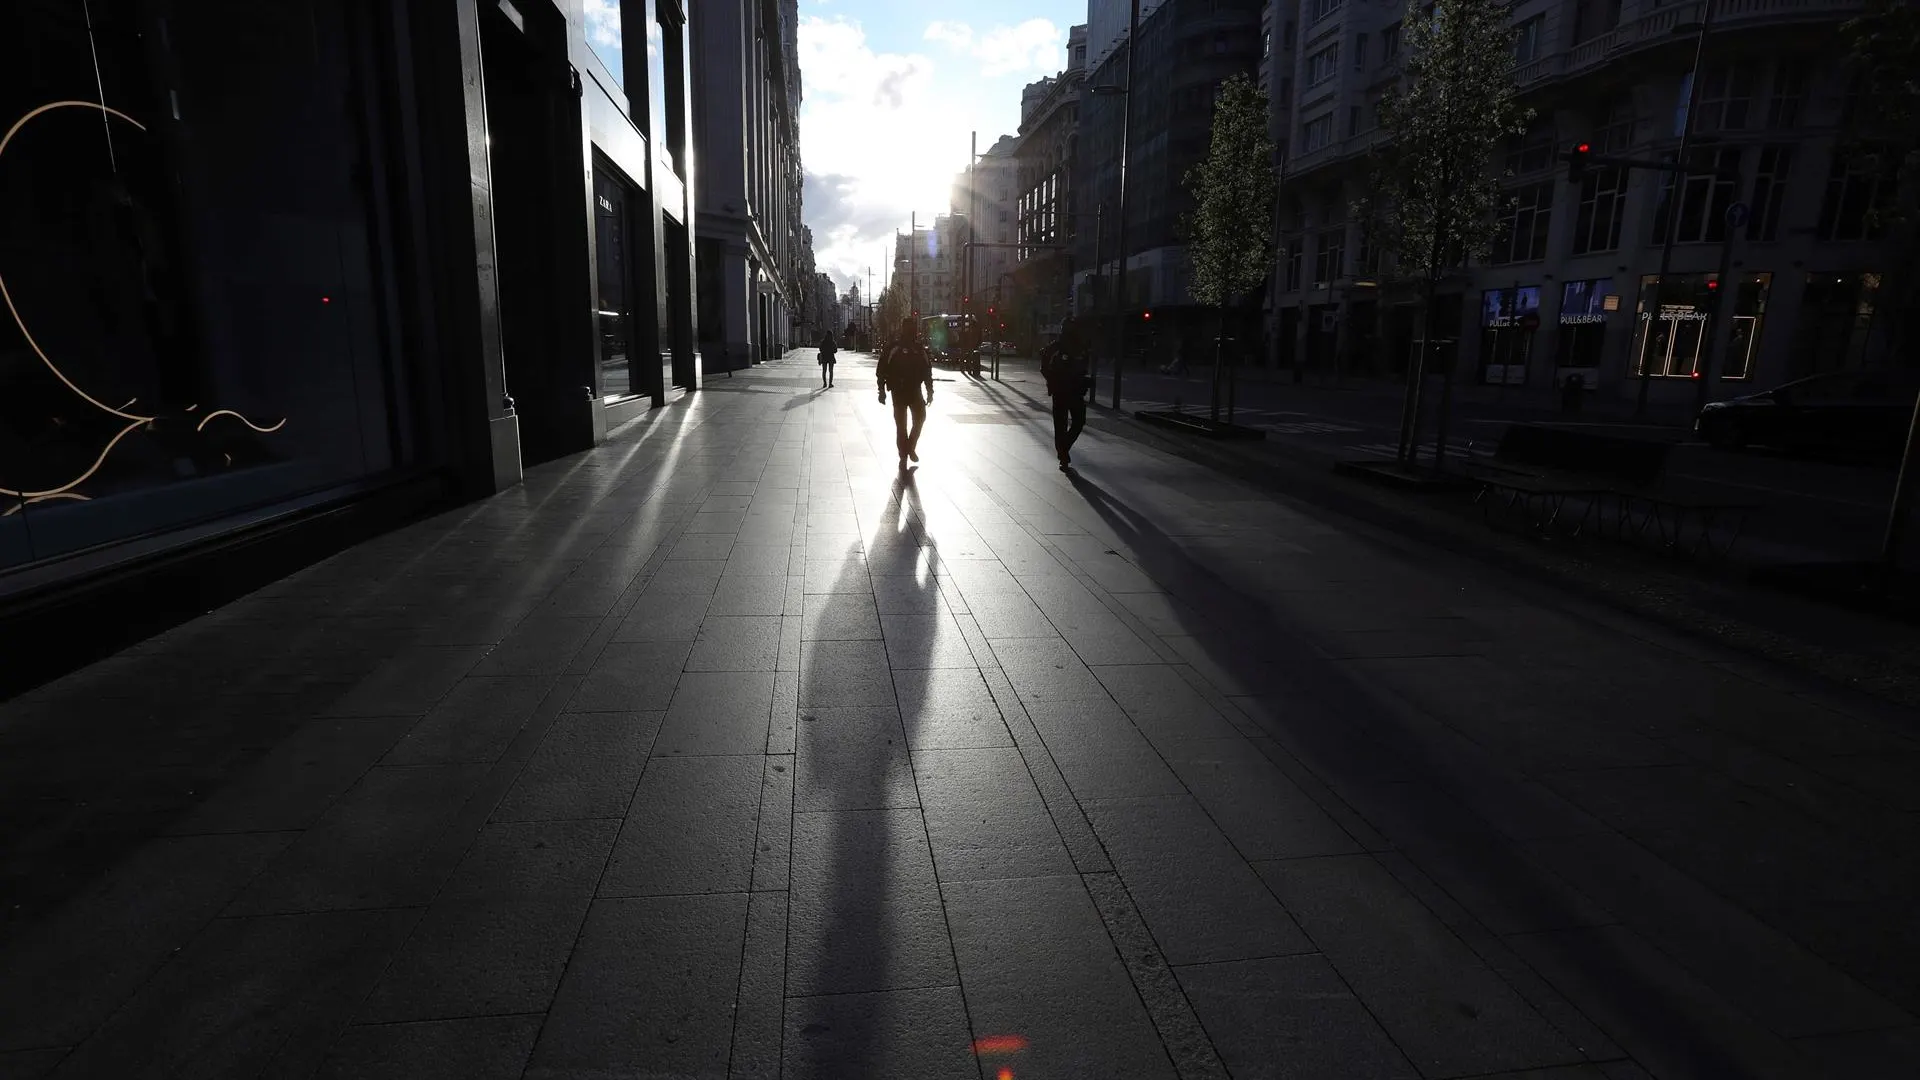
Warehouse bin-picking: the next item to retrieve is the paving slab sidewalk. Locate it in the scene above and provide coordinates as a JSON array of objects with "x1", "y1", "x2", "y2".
[{"x1": 0, "y1": 350, "x2": 1914, "y2": 1079}]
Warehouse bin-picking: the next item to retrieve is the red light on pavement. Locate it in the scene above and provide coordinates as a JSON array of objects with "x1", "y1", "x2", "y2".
[
  {"x1": 972, "y1": 1035, "x2": 1029, "y2": 1055},
  {"x1": 998, "y1": 1071, "x2": 1014, "y2": 1080}
]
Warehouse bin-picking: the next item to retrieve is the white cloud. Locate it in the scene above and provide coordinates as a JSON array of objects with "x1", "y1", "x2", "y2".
[
  {"x1": 582, "y1": 0, "x2": 620, "y2": 49},
  {"x1": 923, "y1": 21, "x2": 973, "y2": 50},
  {"x1": 973, "y1": 20, "x2": 1065, "y2": 78},
  {"x1": 920, "y1": 18, "x2": 1064, "y2": 79},
  {"x1": 799, "y1": 16, "x2": 971, "y2": 288}
]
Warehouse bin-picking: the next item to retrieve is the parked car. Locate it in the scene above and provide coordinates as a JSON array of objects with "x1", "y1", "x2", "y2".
[{"x1": 1695, "y1": 368, "x2": 1919, "y2": 462}]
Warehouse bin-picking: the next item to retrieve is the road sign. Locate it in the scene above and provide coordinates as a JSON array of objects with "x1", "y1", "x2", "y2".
[{"x1": 1725, "y1": 201, "x2": 1750, "y2": 230}]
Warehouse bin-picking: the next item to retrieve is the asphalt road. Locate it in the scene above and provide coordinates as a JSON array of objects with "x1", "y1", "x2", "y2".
[{"x1": 1086, "y1": 365, "x2": 1903, "y2": 563}]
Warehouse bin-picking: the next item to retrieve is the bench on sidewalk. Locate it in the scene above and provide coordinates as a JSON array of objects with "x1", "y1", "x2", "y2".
[{"x1": 1468, "y1": 424, "x2": 1758, "y2": 560}]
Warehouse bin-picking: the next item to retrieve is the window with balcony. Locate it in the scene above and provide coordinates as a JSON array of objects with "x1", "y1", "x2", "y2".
[
  {"x1": 1695, "y1": 63, "x2": 1756, "y2": 133},
  {"x1": 1302, "y1": 112, "x2": 1336, "y2": 152},
  {"x1": 1354, "y1": 33, "x2": 1367, "y2": 69},
  {"x1": 1571, "y1": 166, "x2": 1627, "y2": 254},
  {"x1": 1653, "y1": 148, "x2": 1742, "y2": 244},
  {"x1": 1382, "y1": 22, "x2": 1401, "y2": 60},
  {"x1": 1306, "y1": 43, "x2": 1341, "y2": 87},
  {"x1": 1767, "y1": 58, "x2": 1807, "y2": 129},
  {"x1": 1314, "y1": 228, "x2": 1346, "y2": 284},
  {"x1": 1493, "y1": 183, "x2": 1553, "y2": 264},
  {"x1": 1309, "y1": 0, "x2": 1343, "y2": 24},
  {"x1": 1749, "y1": 146, "x2": 1793, "y2": 241},
  {"x1": 1819, "y1": 148, "x2": 1890, "y2": 242},
  {"x1": 1512, "y1": 15, "x2": 1545, "y2": 66},
  {"x1": 1284, "y1": 237, "x2": 1303, "y2": 290}
]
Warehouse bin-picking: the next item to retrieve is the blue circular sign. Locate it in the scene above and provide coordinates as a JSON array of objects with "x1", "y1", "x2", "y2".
[{"x1": 1725, "y1": 202, "x2": 1750, "y2": 229}]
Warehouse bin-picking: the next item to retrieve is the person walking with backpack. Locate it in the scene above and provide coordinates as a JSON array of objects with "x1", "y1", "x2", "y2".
[
  {"x1": 817, "y1": 329, "x2": 838, "y2": 388},
  {"x1": 877, "y1": 316, "x2": 935, "y2": 468},
  {"x1": 1041, "y1": 313, "x2": 1092, "y2": 470}
]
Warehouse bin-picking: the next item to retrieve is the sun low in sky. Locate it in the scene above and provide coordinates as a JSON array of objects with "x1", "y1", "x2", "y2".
[{"x1": 799, "y1": 0, "x2": 1084, "y2": 296}]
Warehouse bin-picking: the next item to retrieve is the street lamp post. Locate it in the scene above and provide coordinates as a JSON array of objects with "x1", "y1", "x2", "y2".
[
  {"x1": 1088, "y1": 0, "x2": 1139, "y2": 410},
  {"x1": 1636, "y1": 0, "x2": 1715, "y2": 420}
]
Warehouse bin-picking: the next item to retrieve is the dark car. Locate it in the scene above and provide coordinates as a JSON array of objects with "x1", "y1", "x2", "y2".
[{"x1": 1696, "y1": 368, "x2": 1920, "y2": 462}]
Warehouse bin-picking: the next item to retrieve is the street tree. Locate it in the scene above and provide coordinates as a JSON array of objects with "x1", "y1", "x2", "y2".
[
  {"x1": 1362, "y1": 0, "x2": 1531, "y2": 469},
  {"x1": 1185, "y1": 72, "x2": 1278, "y2": 423},
  {"x1": 1842, "y1": 0, "x2": 1920, "y2": 564}
]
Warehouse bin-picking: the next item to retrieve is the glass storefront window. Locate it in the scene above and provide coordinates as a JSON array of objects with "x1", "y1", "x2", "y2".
[
  {"x1": 585, "y1": 0, "x2": 625, "y2": 88},
  {"x1": 1791, "y1": 272, "x2": 1880, "y2": 380},
  {"x1": 1479, "y1": 286, "x2": 1540, "y2": 385},
  {"x1": 1724, "y1": 272, "x2": 1772, "y2": 380},
  {"x1": 1631, "y1": 273, "x2": 1771, "y2": 379},
  {"x1": 595, "y1": 167, "x2": 638, "y2": 401},
  {"x1": 1555, "y1": 278, "x2": 1616, "y2": 371},
  {"x1": 2, "y1": 2, "x2": 407, "y2": 574}
]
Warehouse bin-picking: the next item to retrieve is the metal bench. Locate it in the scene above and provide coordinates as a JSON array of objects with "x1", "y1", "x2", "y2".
[{"x1": 1469, "y1": 424, "x2": 1757, "y2": 560}]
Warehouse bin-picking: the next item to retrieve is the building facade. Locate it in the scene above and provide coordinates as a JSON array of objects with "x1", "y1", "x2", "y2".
[
  {"x1": 951, "y1": 135, "x2": 1024, "y2": 337},
  {"x1": 692, "y1": 0, "x2": 804, "y2": 372},
  {"x1": 892, "y1": 216, "x2": 969, "y2": 321},
  {"x1": 1012, "y1": 25, "x2": 1089, "y2": 342},
  {"x1": 1266, "y1": 0, "x2": 1901, "y2": 403},
  {"x1": 1, "y1": 0, "x2": 697, "y2": 676},
  {"x1": 1073, "y1": 0, "x2": 1267, "y2": 354}
]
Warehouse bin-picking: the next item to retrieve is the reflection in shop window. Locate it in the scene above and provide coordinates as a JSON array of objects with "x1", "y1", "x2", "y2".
[
  {"x1": 1479, "y1": 286, "x2": 1540, "y2": 386},
  {"x1": 1723, "y1": 273, "x2": 1772, "y2": 380},
  {"x1": 1630, "y1": 273, "x2": 1770, "y2": 379},
  {"x1": 585, "y1": 0, "x2": 624, "y2": 88},
  {"x1": 595, "y1": 169, "x2": 638, "y2": 401},
  {"x1": 2, "y1": 2, "x2": 404, "y2": 571},
  {"x1": 1555, "y1": 278, "x2": 1616, "y2": 373}
]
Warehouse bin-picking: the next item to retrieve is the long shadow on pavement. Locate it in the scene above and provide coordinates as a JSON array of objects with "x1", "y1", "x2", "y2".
[
  {"x1": 1058, "y1": 469, "x2": 1841, "y2": 1080},
  {"x1": 791, "y1": 467, "x2": 960, "y2": 1076}
]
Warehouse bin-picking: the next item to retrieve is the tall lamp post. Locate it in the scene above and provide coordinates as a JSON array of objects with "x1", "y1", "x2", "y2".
[
  {"x1": 1635, "y1": 0, "x2": 1716, "y2": 420},
  {"x1": 1090, "y1": 0, "x2": 1138, "y2": 410}
]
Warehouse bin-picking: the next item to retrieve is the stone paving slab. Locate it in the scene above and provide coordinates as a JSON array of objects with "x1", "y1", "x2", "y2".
[{"x1": 1, "y1": 351, "x2": 1917, "y2": 1078}]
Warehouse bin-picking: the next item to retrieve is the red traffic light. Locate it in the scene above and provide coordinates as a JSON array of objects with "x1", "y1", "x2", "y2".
[{"x1": 1565, "y1": 142, "x2": 1593, "y2": 182}]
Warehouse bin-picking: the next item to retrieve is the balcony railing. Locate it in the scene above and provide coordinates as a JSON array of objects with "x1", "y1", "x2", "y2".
[
  {"x1": 1513, "y1": 52, "x2": 1567, "y2": 87},
  {"x1": 1561, "y1": 0, "x2": 1860, "y2": 79}
]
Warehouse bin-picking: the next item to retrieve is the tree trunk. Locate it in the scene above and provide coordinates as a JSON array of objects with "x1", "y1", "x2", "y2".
[
  {"x1": 1211, "y1": 304, "x2": 1228, "y2": 423},
  {"x1": 1398, "y1": 271, "x2": 1438, "y2": 466}
]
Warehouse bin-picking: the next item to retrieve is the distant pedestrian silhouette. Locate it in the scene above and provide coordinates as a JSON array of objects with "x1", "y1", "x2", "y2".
[
  {"x1": 877, "y1": 316, "x2": 934, "y2": 468},
  {"x1": 1041, "y1": 313, "x2": 1092, "y2": 470},
  {"x1": 818, "y1": 330, "x2": 838, "y2": 387}
]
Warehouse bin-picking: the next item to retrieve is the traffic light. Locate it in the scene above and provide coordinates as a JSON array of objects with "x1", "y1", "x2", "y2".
[{"x1": 1565, "y1": 142, "x2": 1591, "y2": 183}]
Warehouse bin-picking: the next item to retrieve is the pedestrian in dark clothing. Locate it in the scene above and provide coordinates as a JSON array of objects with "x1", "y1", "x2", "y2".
[
  {"x1": 818, "y1": 330, "x2": 838, "y2": 387},
  {"x1": 877, "y1": 316, "x2": 935, "y2": 468},
  {"x1": 1041, "y1": 314, "x2": 1092, "y2": 470}
]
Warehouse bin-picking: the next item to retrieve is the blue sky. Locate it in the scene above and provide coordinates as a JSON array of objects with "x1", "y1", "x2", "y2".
[{"x1": 799, "y1": 0, "x2": 1085, "y2": 295}]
